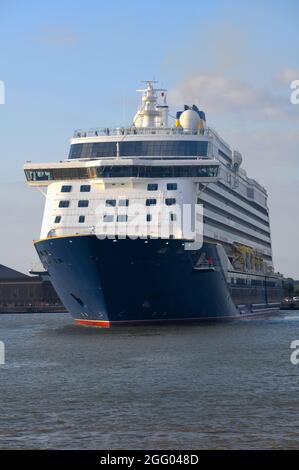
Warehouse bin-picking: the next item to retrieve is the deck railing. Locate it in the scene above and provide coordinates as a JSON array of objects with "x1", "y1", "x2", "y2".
[{"x1": 73, "y1": 126, "x2": 211, "y2": 138}]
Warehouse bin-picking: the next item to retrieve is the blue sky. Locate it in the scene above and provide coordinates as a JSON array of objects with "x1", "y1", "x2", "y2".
[{"x1": 0, "y1": 0, "x2": 298, "y2": 276}]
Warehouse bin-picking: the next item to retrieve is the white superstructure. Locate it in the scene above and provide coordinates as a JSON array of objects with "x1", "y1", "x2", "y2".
[{"x1": 25, "y1": 81, "x2": 273, "y2": 275}]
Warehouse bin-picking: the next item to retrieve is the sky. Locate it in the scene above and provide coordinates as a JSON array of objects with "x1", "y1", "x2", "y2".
[{"x1": 0, "y1": 0, "x2": 298, "y2": 277}]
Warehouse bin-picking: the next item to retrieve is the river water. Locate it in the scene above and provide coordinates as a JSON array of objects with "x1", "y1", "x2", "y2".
[{"x1": 1, "y1": 311, "x2": 299, "y2": 449}]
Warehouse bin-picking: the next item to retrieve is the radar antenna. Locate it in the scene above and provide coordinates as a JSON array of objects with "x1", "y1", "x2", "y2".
[{"x1": 133, "y1": 80, "x2": 168, "y2": 128}]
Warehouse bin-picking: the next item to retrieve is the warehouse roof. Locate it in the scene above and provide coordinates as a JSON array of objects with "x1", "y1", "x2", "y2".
[{"x1": 0, "y1": 264, "x2": 30, "y2": 280}]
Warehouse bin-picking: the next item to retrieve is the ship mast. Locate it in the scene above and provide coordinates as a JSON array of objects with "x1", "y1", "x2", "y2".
[{"x1": 133, "y1": 80, "x2": 168, "y2": 128}]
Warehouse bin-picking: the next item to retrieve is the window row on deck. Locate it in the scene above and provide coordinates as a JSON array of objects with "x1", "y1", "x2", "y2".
[
  {"x1": 57, "y1": 198, "x2": 177, "y2": 208},
  {"x1": 54, "y1": 213, "x2": 178, "y2": 224},
  {"x1": 25, "y1": 164, "x2": 218, "y2": 181},
  {"x1": 59, "y1": 183, "x2": 178, "y2": 193}
]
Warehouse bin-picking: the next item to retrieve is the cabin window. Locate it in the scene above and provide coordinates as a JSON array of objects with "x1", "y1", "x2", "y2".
[
  {"x1": 78, "y1": 215, "x2": 85, "y2": 223},
  {"x1": 61, "y1": 185, "x2": 72, "y2": 193},
  {"x1": 146, "y1": 199, "x2": 157, "y2": 206},
  {"x1": 54, "y1": 216, "x2": 61, "y2": 223},
  {"x1": 105, "y1": 199, "x2": 116, "y2": 207},
  {"x1": 146, "y1": 214, "x2": 152, "y2": 222},
  {"x1": 117, "y1": 215, "x2": 128, "y2": 222},
  {"x1": 59, "y1": 200, "x2": 70, "y2": 208},
  {"x1": 165, "y1": 198, "x2": 176, "y2": 206},
  {"x1": 78, "y1": 200, "x2": 89, "y2": 208},
  {"x1": 167, "y1": 183, "x2": 177, "y2": 190},
  {"x1": 118, "y1": 199, "x2": 129, "y2": 207},
  {"x1": 103, "y1": 214, "x2": 114, "y2": 222},
  {"x1": 80, "y1": 185, "x2": 91, "y2": 192},
  {"x1": 170, "y1": 213, "x2": 177, "y2": 221},
  {"x1": 247, "y1": 187, "x2": 255, "y2": 199},
  {"x1": 147, "y1": 184, "x2": 158, "y2": 191}
]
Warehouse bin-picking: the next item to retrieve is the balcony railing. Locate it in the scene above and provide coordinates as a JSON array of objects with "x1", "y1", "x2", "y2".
[{"x1": 73, "y1": 126, "x2": 212, "y2": 139}]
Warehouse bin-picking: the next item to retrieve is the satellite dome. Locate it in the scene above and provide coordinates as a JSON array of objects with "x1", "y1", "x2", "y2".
[
  {"x1": 179, "y1": 109, "x2": 201, "y2": 131},
  {"x1": 233, "y1": 150, "x2": 243, "y2": 168}
]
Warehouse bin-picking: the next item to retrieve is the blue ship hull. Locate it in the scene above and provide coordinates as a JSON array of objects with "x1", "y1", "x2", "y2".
[{"x1": 35, "y1": 235, "x2": 282, "y2": 327}]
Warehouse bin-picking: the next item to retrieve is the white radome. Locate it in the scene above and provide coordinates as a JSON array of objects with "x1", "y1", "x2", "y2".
[
  {"x1": 179, "y1": 109, "x2": 201, "y2": 131},
  {"x1": 233, "y1": 150, "x2": 243, "y2": 168}
]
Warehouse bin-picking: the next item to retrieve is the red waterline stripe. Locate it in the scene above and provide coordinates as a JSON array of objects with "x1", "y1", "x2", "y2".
[
  {"x1": 74, "y1": 309, "x2": 280, "y2": 328},
  {"x1": 74, "y1": 319, "x2": 111, "y2": 328},
  {"x1": 74, "y1": 316, "x2": 232, "y2": 327}
]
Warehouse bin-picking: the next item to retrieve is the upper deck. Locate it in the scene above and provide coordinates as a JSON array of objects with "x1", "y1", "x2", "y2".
[
  {"x1": 68, "y1": 125, "x2": 235, "y2": 166},
  {"x1": 24, "y1": 81, "x2": 268, "y2": 198},
  {"x1": 70, "y1": 126, "x2": 226, "y2": 152},
  {"x1": 72, "y1": 126, "x2": 209, "y2": 139}
]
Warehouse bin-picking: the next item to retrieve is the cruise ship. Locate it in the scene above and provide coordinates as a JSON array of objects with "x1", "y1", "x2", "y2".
[{"x1": 24, "y1": 81, "x2": 283, "y2": 327}]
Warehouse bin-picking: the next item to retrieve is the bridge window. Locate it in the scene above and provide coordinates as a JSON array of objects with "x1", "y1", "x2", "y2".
[
  {"x1": 24, "y1": 170, "x2": 52, "y2": 181},
  {"x1": 96, "y1": 165, "x2": 218, "y2": 179},
  {"x1": 26, "y1": 164, "x2": 219, "y2": 182}
]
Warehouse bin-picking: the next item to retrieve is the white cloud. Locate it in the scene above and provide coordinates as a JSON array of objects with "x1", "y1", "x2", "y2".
[
  {"x1": 222, "y1": 128, "x2": 299, "y2": 170},
  {"x1": 275, "y1": 67, "x2": 299, "y2": 85},
  {"x1": 169, "y1": 73, "x2": 298, "y2": 120},
  {"x1": 40, "y1": 26, "x2": 77, "y2": 46}
]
